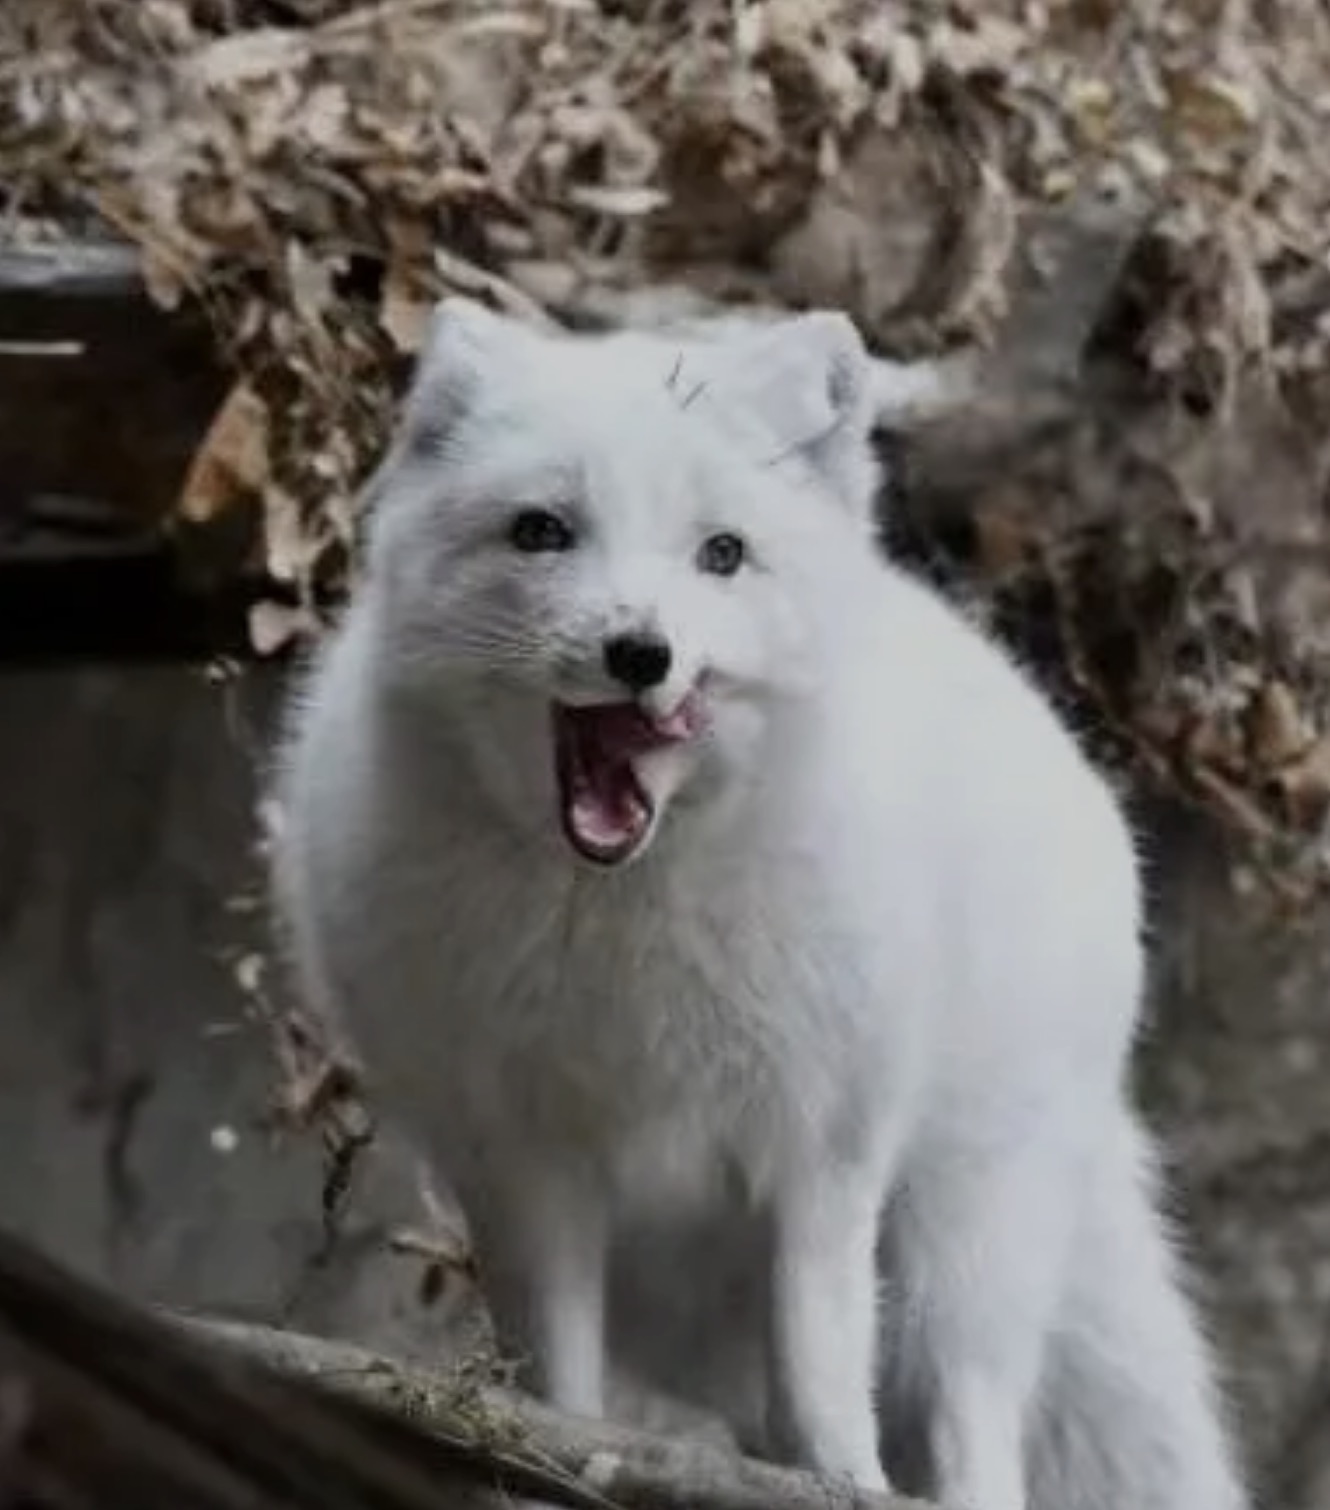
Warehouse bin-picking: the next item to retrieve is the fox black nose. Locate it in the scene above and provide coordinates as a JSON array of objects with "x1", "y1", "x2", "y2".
[{"x1": 604, "y1": 632, "x2": 672, "y2": 691}]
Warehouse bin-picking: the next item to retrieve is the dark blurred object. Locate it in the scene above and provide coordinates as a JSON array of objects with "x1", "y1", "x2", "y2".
[
  {"x1": 0, "y1": 244, "x2": 224, "y2": 539},
  {"x1": 0, "y1": 243, "x2": 261, "y2": 660},
  {"x1": 0, "y1": 1227, "x2": 511, "y2": 1510}
]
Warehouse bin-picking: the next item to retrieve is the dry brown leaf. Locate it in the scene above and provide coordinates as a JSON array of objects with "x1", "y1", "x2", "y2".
[
  {"x1": 566, "y1": 183, "x2": 669, "y2": 217},
  {"x1": 1275, "y1": 737, "x2": 1330, "y2": 829},
  {"x1": 248, "y1": 600, "x2": 315, "y2": 657},
  {"x1": 9, "y1": 0, "x2": 1330, "y2": 893},
  {"x1": 380, "y1": 284, "x2": 433, "y2": 353},
  {"x1": 175, "y1": 382, "x2": 269, "y2": 526},
  {"x1": 138, "y1": 245, "x2": 190, "y2": 312},
  {"x1": 186, "y1": 28, "x2": 308, "y2": 88},
  {"x1": 262, "y1": 484, "x2": 322, "y2": 585},
  {"x1": 1248, "y1": 681, "x2": 1312, "y2": 770},
  {"x1": 1166, "y1": 70, "x2": 1260, "y2": 143}
]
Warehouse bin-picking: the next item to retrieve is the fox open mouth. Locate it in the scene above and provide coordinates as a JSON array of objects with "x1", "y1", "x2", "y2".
[{"x1": 552, "y1": 695, "x2": 702, "y2": 865}]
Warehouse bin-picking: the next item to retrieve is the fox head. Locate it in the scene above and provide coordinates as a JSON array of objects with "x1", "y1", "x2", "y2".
[{"x1": 359, "y1": 297, "x2": 888, "y2": 867}]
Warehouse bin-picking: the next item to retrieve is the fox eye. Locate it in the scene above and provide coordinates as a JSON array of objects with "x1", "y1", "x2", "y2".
[
  {"x1": 697, "y1": 531, "x2": 746, "y2": 577},
  {"x1": 508, "y1": 508, "x2": 575, "y2": 554}
]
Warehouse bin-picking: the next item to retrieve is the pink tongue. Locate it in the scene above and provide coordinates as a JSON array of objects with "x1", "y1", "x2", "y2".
[{"x1": 553, "y1": 703, "x2": 681, "y2": 865}]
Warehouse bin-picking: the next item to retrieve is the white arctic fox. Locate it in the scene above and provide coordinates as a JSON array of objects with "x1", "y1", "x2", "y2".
[{"x1": 271, "y1": 297, "x2": 1246, "y2": 1510}]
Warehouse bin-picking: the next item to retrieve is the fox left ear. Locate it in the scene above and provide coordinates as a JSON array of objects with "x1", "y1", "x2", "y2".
[
  {"x1": 359, "y1": 296, "x2": 531, "y2": 519},
  {"x1": 706, "y1": 311, "x2": 879, "y2": 520}
]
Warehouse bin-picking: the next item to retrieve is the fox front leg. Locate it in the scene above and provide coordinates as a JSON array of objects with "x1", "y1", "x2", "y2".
[
  {"x1": 461, "y1": 1162, "x2": 609, "y2": 1418},
  {"x1": 765, "y1": 1150, "x2": 891, "y2": 1492}
]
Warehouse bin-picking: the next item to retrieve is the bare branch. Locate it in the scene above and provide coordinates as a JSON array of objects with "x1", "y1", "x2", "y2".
[{"x1": 178, "y1": 1313, "x2": 926, "y2": 1510}]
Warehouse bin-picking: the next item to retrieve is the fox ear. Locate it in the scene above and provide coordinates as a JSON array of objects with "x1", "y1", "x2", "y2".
[
  {"x1": 395, "y1": 296, "x2": 523, "y2": 457},
  {"x1": 709, "y1": 311, "x2": 879, "y2": 519},
  {"x1": 359, "y1": 297, "x2": 524, "y2": 518}
]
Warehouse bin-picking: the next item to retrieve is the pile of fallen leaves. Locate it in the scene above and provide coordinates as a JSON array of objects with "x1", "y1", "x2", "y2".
[{"x1": 3, "y1": 0, "x2": 1330, "y2": 890}]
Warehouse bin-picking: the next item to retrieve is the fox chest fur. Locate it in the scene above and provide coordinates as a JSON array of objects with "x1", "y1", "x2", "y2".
[{"x1": 293, "y1": 718, "x2": 929, "y2": 1204}]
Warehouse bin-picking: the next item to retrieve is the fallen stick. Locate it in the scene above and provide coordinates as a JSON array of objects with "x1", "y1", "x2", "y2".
[
  {"x1": 177, "y1": 1313, "x2": 923, "y2": 1510},
  {"x1": 0, "y1": 1225, "x2": 924, "y2": 1510}
]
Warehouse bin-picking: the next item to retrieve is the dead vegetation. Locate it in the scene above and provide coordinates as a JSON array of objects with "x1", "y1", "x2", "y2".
[{"x1": 3, "y1": 0, "x2": 1330, "y2": 890}]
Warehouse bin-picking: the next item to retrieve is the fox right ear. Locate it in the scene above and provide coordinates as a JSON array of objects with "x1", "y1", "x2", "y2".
[{"x1": 699, "y1": 311, "x2": 881, "y2": 522}]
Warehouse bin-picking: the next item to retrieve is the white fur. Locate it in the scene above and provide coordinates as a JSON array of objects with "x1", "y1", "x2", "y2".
[{"x1": 270, "y1": 299, "x2": 1246, "y2": 1510}]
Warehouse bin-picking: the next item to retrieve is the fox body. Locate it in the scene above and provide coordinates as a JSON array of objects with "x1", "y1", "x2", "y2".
[{"x1": 271, "y1": 300, "x2": 1245, "y2": 1510}]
